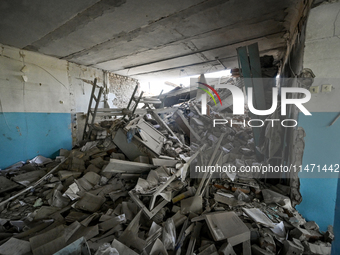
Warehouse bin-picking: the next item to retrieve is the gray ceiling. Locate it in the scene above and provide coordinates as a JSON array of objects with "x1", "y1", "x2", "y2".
[{"x1": 0, "y1": 0, "x2": 303, "y2": 80}]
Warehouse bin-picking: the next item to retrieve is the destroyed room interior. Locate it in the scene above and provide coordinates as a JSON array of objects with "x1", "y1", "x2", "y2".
[{"x1": 0, "y1": 0, "x2": 339, "y2": 254}]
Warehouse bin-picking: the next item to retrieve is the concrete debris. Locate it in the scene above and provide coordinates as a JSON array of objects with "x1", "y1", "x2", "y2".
[
  {"x1": 0, "y1": 98, "x2": 333, "y2": 255},
  {"x1": 204, "y1": 211, "x2": 250, "y2": 245}
]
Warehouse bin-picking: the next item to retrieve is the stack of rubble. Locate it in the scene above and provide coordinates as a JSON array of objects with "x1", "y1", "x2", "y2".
[{"x1": 0, "y1": 101, "x2": 333, "y2": 255}]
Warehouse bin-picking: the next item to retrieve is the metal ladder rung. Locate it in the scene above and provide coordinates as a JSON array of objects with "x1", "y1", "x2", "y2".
[{"x1": 83, "y1": 78, "x2": 103, "y2": 140}]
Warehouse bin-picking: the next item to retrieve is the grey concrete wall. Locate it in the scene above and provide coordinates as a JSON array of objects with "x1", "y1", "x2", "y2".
[{"x1": 303, "y1": 1, "x2": 340, "y2": 112}]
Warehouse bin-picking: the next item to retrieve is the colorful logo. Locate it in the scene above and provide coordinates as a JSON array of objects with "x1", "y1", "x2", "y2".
[
  {"x1": 197, "y1": 82, "x2": 222, "y2": 106},
  {"x1": 196, "y1": 79, "x2": 311, "y2": 116}
]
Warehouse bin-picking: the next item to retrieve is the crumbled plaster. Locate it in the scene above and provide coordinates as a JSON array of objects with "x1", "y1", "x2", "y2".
[{"x1": 108, "y1": 73, "x2": 139, "y2": 108}]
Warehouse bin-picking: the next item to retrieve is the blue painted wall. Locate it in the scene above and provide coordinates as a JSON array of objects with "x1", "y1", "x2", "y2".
[
  {"x1": 0, "y1": 112, "x2": 72, "y2": 169},
  {"x1": 332, "y1": 179, "x2": 340, "y2": 254},
  {"x1": 297, "y1": 112, "x2": 340, "y2": 231}
]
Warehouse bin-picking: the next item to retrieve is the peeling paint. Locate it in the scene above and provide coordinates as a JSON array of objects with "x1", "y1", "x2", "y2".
[{"x1": 108, "y1": 73, "x2": 138, "y2": 108}]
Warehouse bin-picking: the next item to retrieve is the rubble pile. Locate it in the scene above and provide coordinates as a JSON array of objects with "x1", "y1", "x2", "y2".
[{"x1": 0, "y1": 101, "x2": 333, "y2": 255}]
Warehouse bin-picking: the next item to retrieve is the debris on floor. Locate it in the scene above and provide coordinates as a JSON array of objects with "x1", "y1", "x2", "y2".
[{"x1": 0, "y1": 86, "x2": 333, "y2": 255}]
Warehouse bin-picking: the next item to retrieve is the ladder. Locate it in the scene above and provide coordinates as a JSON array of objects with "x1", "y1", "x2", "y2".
[
  {"x1": 122, "y1": 84, "x2": 144, "y2": 121},
  {"x1": 83, "y1": 82, "x2": 148, "y2": 140},
  {"x1": 83, "y1": 78, "x2": 103, "y2": 140}
]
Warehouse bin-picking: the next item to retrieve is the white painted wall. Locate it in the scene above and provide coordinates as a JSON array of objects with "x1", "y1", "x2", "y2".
[
  {"x1": 303, "y1": 2, "x2": 340, "y2": 112},
  {"x1": 0, "y1": 43, "x2": 138, "y2": 114},
  {"x1": 0, "y1": 43, "x2": 137, "y2": 146},
  {"x1": 0, "y1": 44, "x2": 108, "y2": 114},
  {"x1": 68, "y1": 62, "x2": 106, "y2": 113},
  {"x1": 0, "y1": 44, "x2": 71, "y2": 113}
]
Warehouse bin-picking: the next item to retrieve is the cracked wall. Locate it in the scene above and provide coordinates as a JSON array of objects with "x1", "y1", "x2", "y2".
[{"x1": 0, "y1": 43, "x2": 135, "y2": 169}]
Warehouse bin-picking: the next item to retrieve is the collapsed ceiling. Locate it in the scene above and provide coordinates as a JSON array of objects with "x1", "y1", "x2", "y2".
[{"x1": 0, "y1": 0, "x2": 305, "y2": 80}]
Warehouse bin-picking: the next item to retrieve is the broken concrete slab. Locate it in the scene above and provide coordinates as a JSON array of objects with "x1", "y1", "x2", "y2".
[
  {"x1": 134, "y1": 155, "x2": 150, "y2": 164},
  {"x1": 53, "y1": 237, "x2": 91, "y2": 255},
  {"x1": 103, "y1": 159, "x2": 155, "y2": 174},
  {"x1": 242, "y1": 207, "x2": 275, "y2": 228},
  {"x1": 58, "y1": 171, "x2": 82, "y2": 180},
  {"x1": 302, "y1": 241, "x2": 331, "y2": 255},
  {"x1": 152, "y1": 158, "x2": 177, "y2": 167},
  {"x1": 181, "y1": 196, "x2": 203, "y2": 215},
  {"x1": 111, "y1": 239, "x2": 139, "y2": 255},
  {"x1": 281, "y1": 239, "x2": 304, "y2": 255},
  {"x1": 74, "y1": 192, "x2": 105, "y2": 213},
  {"x1": 214, "y1": 192, "x2": 246, "y2": 207},
  {"x1": 251, "y1": 244, "x2": 275, "y2": 255},
  {"x1": 150, "y1": 238, "x2": 168, "y2": 255},
  {"x1": 0, "y1": 237, "x2": 31, "y2": 255},
  {"x1": 0, "y1": 176, "x2": 21, "y2": 194},
  {"x1": 204, "y1": 211, "x2": 250, "y2": 245},
  {"x1": 30, "y1": 225, "x2": 66, "y2": 255},
  {"x1": 118, "y1": 211, "x2": 146, "y2": 252},
  {"x1": 12, "y1": 170, "x2": 46, "y2": 186}
]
